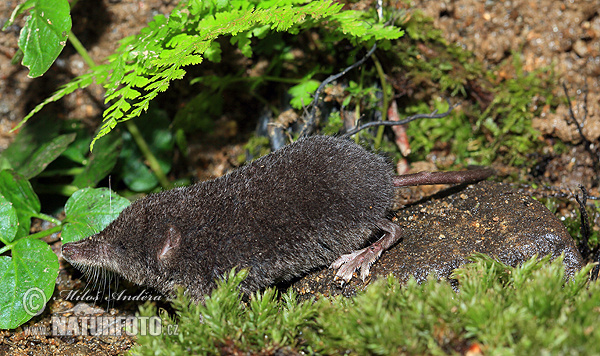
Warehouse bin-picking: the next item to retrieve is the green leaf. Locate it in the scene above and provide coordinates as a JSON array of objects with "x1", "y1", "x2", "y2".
[
  {"x1": 288, "y1": 79, "x2": 320, "y2": 109},
  {"x1": 62, "y1": 188, "x2": 130, "y2": 244},
  {"x1": 0, "y1": 195, "x2": 19, "y2": 244},
  {"x1": 0, "y1": 170, "x2": 41, "y2": 239},
  {"x1": 18, "y1": 0, "x2": 72, "y2": 77},
  {"x1": 16, "y1": 133, "x2": 76, "y2": 179},
  {"x1": 72, "y1": 133, "x2": 122, "y2": 189},
  {"x1": 0, "y1": 238, "x2": 59, "y2": 329},
  {"x1": 0, "y1": 118, "x2": 59, "y2": 174}
]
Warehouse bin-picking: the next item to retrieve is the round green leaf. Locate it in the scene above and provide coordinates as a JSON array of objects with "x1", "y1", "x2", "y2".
[
  {"x1": 62, "y1": 188, "x2": 130, "y2": 243},
  {"x1": 0, "y1": 238, "x2": 59, "y2": 329},
  {"x1": 0, "y1": 195, "x2": 18, "y2": 244}
]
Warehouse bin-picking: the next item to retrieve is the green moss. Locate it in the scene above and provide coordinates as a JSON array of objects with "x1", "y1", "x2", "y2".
[
  {"x1": 239, "y1": 136, "x2": 272, "y2": 164},
  {"x1": 380, "y1": 9, "x2": 559, "y2": 167},
  {"x1": 133, "y1": 255, "x2": 598, "y2": 355}
]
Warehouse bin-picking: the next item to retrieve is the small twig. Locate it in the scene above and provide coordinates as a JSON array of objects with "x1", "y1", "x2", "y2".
[
  {"x1": 562, "y1": 83, "x2": 586, "y2": 140},
  {"x1": 574, "y1": 185, "x2": 600, "y2": 280},
  {"x1": 562, "y1": 83, "x2": 600, "y2": 185},
  {"x1": 371, "y1": 54, "x2": 390, "y2": 149},
  {"x1": 341, "y1": 99, "x2": 458, "y2": 138},
  {"x1": 301, "y1": 44, "x2": 377, "y2": 137},
  {"x1": 575, "y1": 185, "x2": 591, "y2": 259}
]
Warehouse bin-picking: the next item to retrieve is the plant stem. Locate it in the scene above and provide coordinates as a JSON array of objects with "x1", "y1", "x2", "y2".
[
  {"x1": 372, "y1": 54, "x2": 390, "y2": 149},
  {"x1": 125, "y1": 120, "x2": 173, "y2": 190},
  {"x1": 33, "y1": 184, "x2": 80, "y2": 196},
  {"x1": 32, "y1": 213, "x2": 63, "y2": 226},
  {"x1": 262, "y1": 76, "x2": 305, "y2": 84},
  {"x1": 37, "y1": 167, "x2": 85, "y2": 177},
  {"x1": 64, "y1": 11, "x2": 171, "y2": 190},
  {"x1": 68, "y1": 31, "x2": 97, "y2": 68},
  {"x1": 25, "y1": 225, "x2": 63, "y2": 240},
  {"x1": 0, "y1": 244, "x2": 11, "y2": 255}
]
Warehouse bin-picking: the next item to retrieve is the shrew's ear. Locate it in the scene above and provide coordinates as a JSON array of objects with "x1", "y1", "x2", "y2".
[{"x1": 158, "y1": 225, "x2": 182, "y2": 262}]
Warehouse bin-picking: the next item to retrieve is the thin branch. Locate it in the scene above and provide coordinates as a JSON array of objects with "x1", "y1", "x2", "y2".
[
  {"x1": 575, "y1": 185, "x2": 591, "y2": 259},
  {"x1": 562, "y1": 83, "x2": 600, "y2": 186},
  {"x1": 341, "y1": 99, "x2": 459, "y2": 138},
  {"x1": 301, "y1": 44, "x2": 377, "y2": 137},
  {"x1": 562, "y1": 83, "x2": 586, "y2": 139},
  {"x1": 575, "y1": 184, "x2": 600, "y2": 280}
]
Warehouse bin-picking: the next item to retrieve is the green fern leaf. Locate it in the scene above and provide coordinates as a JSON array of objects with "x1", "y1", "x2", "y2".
[{"x1": 17, "y1": 0, "x2": 405, "y2": 149}]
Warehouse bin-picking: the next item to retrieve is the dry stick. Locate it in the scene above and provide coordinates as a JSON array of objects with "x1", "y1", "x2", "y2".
[
  {"x1": 301, "y1": 44, "x2": 378, "y2": 137},
  {"x1": 562, "y1": 83, "x2": 600, "y2": 185},
  {"x1": 575, "y1": 185, "x2": 592, "y2": 259},
  {"x1": 575, "y1": 185, "x2": 599, "y2": 279},
  {"x1": 341, "y1": 100, "x2": 458, "y2": 138}
]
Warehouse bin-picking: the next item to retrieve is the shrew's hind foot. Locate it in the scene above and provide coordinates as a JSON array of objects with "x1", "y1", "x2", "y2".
[{"x1": 330, "y1": 220, "x2": 403, "y2": 283}]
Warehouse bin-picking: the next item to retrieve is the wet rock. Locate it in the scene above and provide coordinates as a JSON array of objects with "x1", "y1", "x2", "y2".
[{"x1": 292, "y1": 181, "x2": 583, "y2": 300}]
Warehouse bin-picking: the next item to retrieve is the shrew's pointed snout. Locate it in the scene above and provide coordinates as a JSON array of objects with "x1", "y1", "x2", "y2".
[{"x1": 61, "y1": 236, "x2": 107, "y2": 268}]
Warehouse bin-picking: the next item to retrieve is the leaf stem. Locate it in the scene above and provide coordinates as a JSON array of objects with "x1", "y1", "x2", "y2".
[
  {"x1": 125, "y1": 120, "x2": 172, "y2": 190},
  {"x1": 262, "y1": 76, "x2": 305, "y2": 84},
  {"x1": 68, "y1": 31, "x2": 97, "y2": 69},
  {"x1": 32, "y1": 213, "x2": 62, "y2": 226},
  {"x1": 24, "y1": 225, "x2": 63, "y2": 240},
  {"x1": 68, "y1": 26, "x2": 171, "y2": 190},
  {"x1": 33, "y1": 184, "x2": 80, "y2": 196},
  {"x1": 37, "y1": 167, "x2": 85, "y2": 177}
]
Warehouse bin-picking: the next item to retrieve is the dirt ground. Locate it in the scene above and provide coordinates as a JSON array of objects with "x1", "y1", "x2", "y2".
[{"x1": 0, "y1": 0, "x2": 599, "y2": 354}]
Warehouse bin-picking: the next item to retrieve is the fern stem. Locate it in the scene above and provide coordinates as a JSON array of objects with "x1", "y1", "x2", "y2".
[
  {"x1": 125, "y1": 120, "x2": 173, "y2": 190},
  {"x1": 372, "y1": 54, "x2": 390, "y2": 149},
  {"x1": 67, "y1": 31, "x2": 97, "y2": 69}
]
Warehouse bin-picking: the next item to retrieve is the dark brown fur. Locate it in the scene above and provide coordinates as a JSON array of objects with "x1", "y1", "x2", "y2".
[{"x1": 62, "y1": 136, "x2": 395, "y2": 301}]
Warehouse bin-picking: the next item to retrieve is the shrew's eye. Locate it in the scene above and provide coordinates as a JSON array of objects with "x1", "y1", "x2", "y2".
[{"x1": 116, "y1": 241, "x2": 126, "y2": 251}]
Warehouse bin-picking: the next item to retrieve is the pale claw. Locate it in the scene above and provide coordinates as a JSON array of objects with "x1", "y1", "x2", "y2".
[
  {"x1": 330, "y1": 219, "x2": 403, "y2": 284},
  {"x1": 331, "y1": 245, "x2": 383, "y2": 283},
  {"x1": 330, "y1": 248, "x2": 368, "y2": 283}
]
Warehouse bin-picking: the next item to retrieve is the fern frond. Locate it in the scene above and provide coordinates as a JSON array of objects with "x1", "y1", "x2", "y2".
[
  {"x1": 16, "y1": 0, "x2": 404, "y2": 149},
  {"x1": 15, "y1": 66, "x2": 106, "y2": 131},
  {"x1": 91, "y1": 1, "x2": 354, "y2": 148}
]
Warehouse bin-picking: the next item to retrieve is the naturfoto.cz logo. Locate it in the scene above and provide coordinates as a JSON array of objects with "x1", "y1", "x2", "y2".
[{"x1": 24, "y1": 316, "x2": 179, "y2": 337}]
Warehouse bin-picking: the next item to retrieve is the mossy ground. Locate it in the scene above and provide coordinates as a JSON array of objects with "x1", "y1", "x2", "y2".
[{"x1": 133, "y1": 255, "x2": 598, "y2": 355}]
